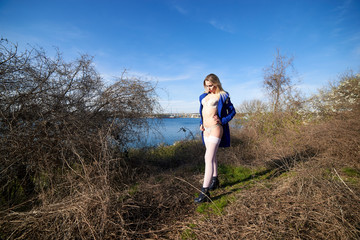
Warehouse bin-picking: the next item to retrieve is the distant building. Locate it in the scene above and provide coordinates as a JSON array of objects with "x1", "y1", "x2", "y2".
[{"x1": 191, "y1": 113, "x2": 200, "y2": 118}]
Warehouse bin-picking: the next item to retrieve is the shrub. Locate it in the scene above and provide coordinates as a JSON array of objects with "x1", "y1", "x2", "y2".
[
  {"x1": 0, "y1": 39, "x2": 158, "y2": 208},
  {"x1": 309, "y1": 70, "x2": 360, "y2": 117}
]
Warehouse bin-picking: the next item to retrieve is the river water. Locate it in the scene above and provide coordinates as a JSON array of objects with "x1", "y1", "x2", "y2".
[
  {"x1": 129, "y1": 117, "x2": 241, "y2": 148},
  {"x1": 132, "y1": 118, "x2": 201, "y2": 148}
]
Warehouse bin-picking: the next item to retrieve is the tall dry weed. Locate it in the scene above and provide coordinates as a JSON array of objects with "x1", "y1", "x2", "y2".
[{"x1": 1, "y1": 130, "x2": 128, "y2": 239}]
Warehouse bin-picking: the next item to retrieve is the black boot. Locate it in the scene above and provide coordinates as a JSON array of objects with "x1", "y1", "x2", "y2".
[
  {"x1": 194, "y1": 187, "x2": 210, "y2": 203},
  {"x1": 209, "y1": 176, "x2": 219, "y2": 191}
]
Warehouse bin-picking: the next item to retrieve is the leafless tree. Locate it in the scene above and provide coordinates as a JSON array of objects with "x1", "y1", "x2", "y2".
[
  {"x1": 263, "y1": 49, "x2": 299, "y2": 113},
  {"x1": 238, "y1": 99, "x2": 268, "y2": 115}
]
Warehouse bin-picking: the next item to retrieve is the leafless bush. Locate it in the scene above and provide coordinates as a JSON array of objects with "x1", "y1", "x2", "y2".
[
  {"x1": 237, "y1": 99, "x2": 267, "y2": 116},
  {"x1": 305, "y1": 105, "x2": 360, "y2": 168},
  {"x1": 0, "y1": 39, "x2": 158, "y2": 222},
  {"x1": 0, "y1": 130, "x2": 123, "y2": 239}
]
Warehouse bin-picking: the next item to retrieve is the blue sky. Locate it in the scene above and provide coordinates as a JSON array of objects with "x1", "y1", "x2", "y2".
[{"x1": 1, "y1": 0, "x2": 359, "y2": 113}]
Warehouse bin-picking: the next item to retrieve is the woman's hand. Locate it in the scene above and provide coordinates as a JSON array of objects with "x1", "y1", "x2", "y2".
[
  {"x1": 213, "y1": 115, "x2": 221, "y2": 125},
  {"x1": 200, "y1": 124, "x2": 205, "y2": 131}
]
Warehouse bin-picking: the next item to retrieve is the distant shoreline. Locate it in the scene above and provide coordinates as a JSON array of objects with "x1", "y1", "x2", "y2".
[{"x1": 152, "y1": 113, "x2": 201, "y2": 119}]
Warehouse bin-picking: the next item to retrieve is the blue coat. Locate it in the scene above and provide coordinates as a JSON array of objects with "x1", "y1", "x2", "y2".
[{"x1": 199, "y1": 92, "x2": 236, "y2": 147}]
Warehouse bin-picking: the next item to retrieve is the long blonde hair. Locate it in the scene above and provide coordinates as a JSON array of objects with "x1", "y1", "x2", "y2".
[{"x1": 203, "y1": 73, "x2": 226, "y2": 95}]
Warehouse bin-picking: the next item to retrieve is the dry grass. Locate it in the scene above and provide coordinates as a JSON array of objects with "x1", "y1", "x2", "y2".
[
  {"x1": 2, "y1": 109, "x2": 359, "y2": 239},
  {"x1": 183, "y1": 164, "x2": 359, "y2": 240},
  {"x1": 177, "y1": 107, "x2": 360, "y2": 240},
  {"x1": 1, "y1": 109, "x2": 359, "y2": 239},
  {"x1": 0, "y1": 138, "x2": 204, "y2": 239}
]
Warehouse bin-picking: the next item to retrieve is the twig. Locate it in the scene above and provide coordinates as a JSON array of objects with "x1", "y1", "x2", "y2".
[
  {"x1": 333, "y1": 168, "x2": 358, "y2": 199},
  {"x1": 174, "y1": 177, "x2": 221, "y2": 213}
]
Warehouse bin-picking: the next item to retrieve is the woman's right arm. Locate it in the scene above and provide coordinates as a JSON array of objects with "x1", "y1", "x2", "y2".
[
  {"x1": 199, "y1": 93, "x2": 205, "y2": 127},
  {"x1": 220, "y1": 95, "x2": 236, "y2": 125}
]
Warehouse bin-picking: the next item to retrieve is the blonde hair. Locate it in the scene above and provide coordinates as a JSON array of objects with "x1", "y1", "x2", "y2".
[{"x1": 203, "y1": 73, "x2": 226, "y2": 95}]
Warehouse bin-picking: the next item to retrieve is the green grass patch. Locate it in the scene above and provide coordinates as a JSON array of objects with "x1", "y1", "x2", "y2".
[
  {"x1": 196, "y1": 195, "x2": 235, "y2": 215},
  {"x1": 277, "y1": 170, "x2": 297, "y2": 179},
  {"x1": 181, "y1": 224, "x2": 197, "y2": 240},
  {"x1": 195, "y1": 165, "x2": 268, "y2": 215},
  {"x1": 342, "y1": 167, "x2": 360, "y2": 185},
  {"x1": 342, "y1": 167, "x2": 360, "y2": 177},
  {"x1": 127, "y1": 140, "x2": 204, "y2": 170},
  {"x1": 194, "y1": 165, "x2": 282, "y2": 216},
  {"x1": 218, "y1": 164, "x2": 254, "y2": 187},
  {"x1": 129, "y1": 183, "x2": 139, "y2": 196}
]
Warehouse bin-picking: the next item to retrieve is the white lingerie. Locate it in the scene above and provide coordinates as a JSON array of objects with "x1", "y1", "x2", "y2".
[
  {"x1": 201, "y1": 96, "x2": 219, "y2": 108},
  {"x1": 204, "y1": 124, "x2": 221, "y2": 134}
]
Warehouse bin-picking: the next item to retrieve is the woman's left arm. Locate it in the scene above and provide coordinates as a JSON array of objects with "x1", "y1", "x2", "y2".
[{"x1": 221, "y1": 97, "x2": 236, "y2": 125}]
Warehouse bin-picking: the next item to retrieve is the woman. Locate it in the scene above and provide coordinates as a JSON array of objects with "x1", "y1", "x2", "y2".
[{"x1": 195, "y1": 73, "x2": 236, "y2": 203}]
